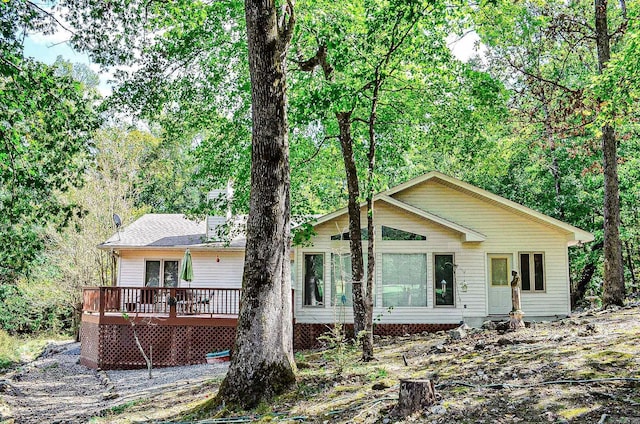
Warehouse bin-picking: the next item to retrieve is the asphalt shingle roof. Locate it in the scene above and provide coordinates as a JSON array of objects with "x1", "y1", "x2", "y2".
[{"x1": 100, "y1": 214, "x2": 208, "y2": 248}]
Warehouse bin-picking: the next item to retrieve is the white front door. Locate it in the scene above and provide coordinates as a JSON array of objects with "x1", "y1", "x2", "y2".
[{"x1": 487, "y1": 254, "x2": 512, "y2": 315}]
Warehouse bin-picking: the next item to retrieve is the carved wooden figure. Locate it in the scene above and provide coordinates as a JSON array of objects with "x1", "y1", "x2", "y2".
[{"x1": 509, "y1": 270, "x2": 525, "y2": 330}]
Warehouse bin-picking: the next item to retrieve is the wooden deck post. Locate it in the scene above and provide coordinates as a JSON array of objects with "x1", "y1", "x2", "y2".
[
  {"x1": 99, "y1": 287, "x2": 106, "y2": 318},
  {"x1": 169, "y1": 288, "x2": 177, "y2": 318}
]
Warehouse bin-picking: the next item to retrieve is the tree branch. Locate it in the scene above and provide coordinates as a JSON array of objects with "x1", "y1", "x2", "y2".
[
  {"x1": 25, "y1": 1, "x2": 76, "y2": 36},
  {"x1": 295, "y1": 44, "x2": 334, "y2": 80},
  {"x1": 507, "y1": 57, "x2": 580, "y2": 95},
  {"x1": 291, "y1": 135, "x2": 338, "y2": 167},
  {"x1": 279, "y1": 0, "x2": 295, "y2": 50}
]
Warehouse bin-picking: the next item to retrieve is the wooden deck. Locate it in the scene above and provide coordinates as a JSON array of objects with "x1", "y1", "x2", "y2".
[
  {"x1": 80, "y1": 286, "x2": 241, "y2": 369},
  {"x1": 82, "y1": 286, "x2": 240, "y2": 325}
]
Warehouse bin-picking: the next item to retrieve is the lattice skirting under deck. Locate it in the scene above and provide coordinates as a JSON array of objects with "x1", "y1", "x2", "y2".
[
  {"x1": 80, "y1": 321, "x2": 457, "y2": 369},
  {"x1": 80, "y1": 322, "x2": 236, "y2": 370}
]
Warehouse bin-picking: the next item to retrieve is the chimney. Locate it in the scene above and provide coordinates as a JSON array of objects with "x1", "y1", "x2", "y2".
[{"x1": 206, "y1": 181, "x2": 233, "y2": 240}]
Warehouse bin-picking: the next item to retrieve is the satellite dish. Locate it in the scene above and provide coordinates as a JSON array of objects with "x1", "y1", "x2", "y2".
[{"x1": 113, "y1": 213, "x2": 122, "y2": 229}]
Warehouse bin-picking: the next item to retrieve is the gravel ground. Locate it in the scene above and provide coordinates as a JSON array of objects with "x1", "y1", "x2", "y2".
[{"x1": 0, "y1": 341, "x2": 228, "y2": 423}]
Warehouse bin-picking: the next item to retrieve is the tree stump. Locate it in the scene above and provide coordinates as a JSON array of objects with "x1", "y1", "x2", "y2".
[
  {"x1": 509, "y1": 310, "x2": 525, "y2": 330},
  {"x1": 396, "y1": 379, "x2": 436, "y2": 416}
]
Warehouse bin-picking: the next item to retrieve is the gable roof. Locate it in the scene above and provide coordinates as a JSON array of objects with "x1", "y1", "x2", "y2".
[
  {"x1": 312, "y1": 171, "x2": 594, "y2": 245},
  {"x1": 99, "y1": 214, "x2": 246, "y2": 250},
  {"x1": 379, "y1": 195, "x2": 486, "y2": 242}
]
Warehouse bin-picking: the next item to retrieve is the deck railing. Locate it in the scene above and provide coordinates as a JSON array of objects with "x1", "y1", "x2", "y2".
[{"x1": 82, "y1": 286, "x2": 241, "y2": 318}]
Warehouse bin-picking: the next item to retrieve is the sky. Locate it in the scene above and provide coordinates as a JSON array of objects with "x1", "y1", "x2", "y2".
[{"x1": 24, "y1": 29, "x2": 114, "y2": 96}]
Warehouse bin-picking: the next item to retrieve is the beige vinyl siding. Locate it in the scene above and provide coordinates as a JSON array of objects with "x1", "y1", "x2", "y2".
[
  {"x1": 294, "y1": 202, "x2": 486, "y2": 325},
  {"x1": 395, "y1": 180, "x2": 571, "y2": 317},
  {"x1": 295, "y1": 179, "x2": 573, "y2": 324},
  {"x1": 117, "y1": 249, "x2": 244, "y2": 289}
]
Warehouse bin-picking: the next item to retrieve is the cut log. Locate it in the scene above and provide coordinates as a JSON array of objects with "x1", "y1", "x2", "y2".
[{"x1": 396, "y1": 378, "x2": 436, "y2": 416}]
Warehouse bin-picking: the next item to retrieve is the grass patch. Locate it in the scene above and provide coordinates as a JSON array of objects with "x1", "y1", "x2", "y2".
[
  {"x1": 0, "y1": 332, "x2": 73, "y2": 372},
  {"x1": 101, "y1": 399, "x2": 147, "y2": 416},
  {"x1": 366, "y1": 367, "x2": 388, "y2": 381},
  {"x1": 586, "y1": 350, "x2": 635, "y2": 371},
  {"x1": 558, "y1": 406, "x2": 593, "y2": 420},
  {"x1": 0, "y1": 330, "x2": 19, "y2": 370}
]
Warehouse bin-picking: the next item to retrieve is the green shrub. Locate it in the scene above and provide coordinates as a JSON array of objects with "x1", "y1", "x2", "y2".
[{"x1": 0, "y1": 283, "x2": 74, "y2": 335}]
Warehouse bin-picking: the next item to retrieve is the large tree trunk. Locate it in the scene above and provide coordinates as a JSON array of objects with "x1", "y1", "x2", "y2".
[
  {"x1": 595, "y1": 0, "x2": 625, "y2": 307},
  {"x1": 216, "y1": 0, "x2": 296, "y2": 408},
  {"x1": 336, "y1": 111, "x2": 368, "y2": 344}
]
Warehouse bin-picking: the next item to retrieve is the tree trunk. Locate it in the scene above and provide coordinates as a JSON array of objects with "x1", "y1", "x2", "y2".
[
  {"x1": 624, "y1": 240, "x2": 636, "y2": 291},
  {"x1": 595, "y1": 0, "x2": 625, "y2": 307},
  {"x1": 216, "y1": 0, "x2": 296, "y2": 408},
  {"x1": 571, "y1": 241, "x2": 603, "y2": 308},
  {"x1": 542, "y1": 97, "x2": 564, "y2": 220},
  {"x1": 336, "y1": 111, "x2": 367, "y2": 343},
  {"x1": 361, "y1": 75, "x2": 382, "y2": 362}
]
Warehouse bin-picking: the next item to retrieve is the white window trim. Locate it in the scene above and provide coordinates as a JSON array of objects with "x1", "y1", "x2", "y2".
[
  {"x1": 302, "y1": 252, "x2": 326, "y2": 308},
  {"x1": 143, "y1": 259, "x2": 181, "y2": 288},
  {"x1": 381, "y1": 253, "x2": 429, "y2": 308},
  {"x1": 433, "y1": 252, "x2": 456, "y2": 308},
  {"x1": 519, "y1": 252, "x2": 546, "y2": 293}
]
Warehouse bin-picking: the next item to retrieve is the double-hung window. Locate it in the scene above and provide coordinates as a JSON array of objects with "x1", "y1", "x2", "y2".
[
  {"x1": 144, "y1": 260, "x2": 179, "y2": 288},
  {"x1": 519, "y1": 252, "x2": 545, "y2": 292}
]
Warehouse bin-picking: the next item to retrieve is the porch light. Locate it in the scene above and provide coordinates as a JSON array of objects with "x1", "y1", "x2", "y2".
[{"x1": 216, "y1": 255, "x2": 220, "y2": 263}]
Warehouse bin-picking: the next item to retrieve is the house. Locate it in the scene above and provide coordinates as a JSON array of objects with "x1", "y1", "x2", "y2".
[
  {"x1": 293, "y1": 171, "x2": 593, "y2": 339},
  {"x1": 80, "y1": 171, "x2": 593, "y2": 369}
]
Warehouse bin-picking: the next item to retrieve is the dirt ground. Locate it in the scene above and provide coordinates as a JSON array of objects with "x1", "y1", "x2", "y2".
[
  {"x1": 1, "y1": 304, "x2": 639, "y2": 423},
  {"x1": 0, "y1": 343, "x2": 227, "y2": 423}
]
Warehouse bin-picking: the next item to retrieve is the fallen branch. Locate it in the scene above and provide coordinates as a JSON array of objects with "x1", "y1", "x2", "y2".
[{"x1": 436, "y1": 377, "x2": 640, "y2": 390}]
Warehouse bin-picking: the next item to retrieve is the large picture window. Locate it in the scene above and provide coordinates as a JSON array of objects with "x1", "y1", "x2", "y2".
[
  {"x1": 304, "y1": 254, "x2": 324, "y2": 306},
  {"x1": 331, "y1": 253, "x2": 368, "y2": 306},
  {"x1": 520, "y1": 252, "x2": 545, "y2": 292},
  {"x1": 434, "y1": 254, "x2": 455, "y2": 306},
  {"x1": 382, "y1": 254, "x2": 427, "y2": 307},
  {"x1": 144, "y1": 260, "x2": 179, "y2": 288}
]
